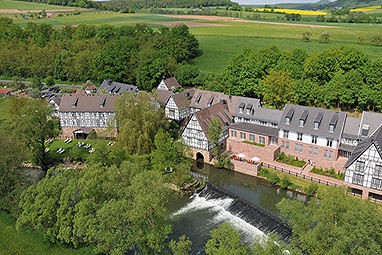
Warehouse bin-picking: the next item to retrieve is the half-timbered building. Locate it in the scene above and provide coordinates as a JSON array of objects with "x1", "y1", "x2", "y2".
[
  {"x1": 181, "y1": 102, "x2": 232, "y2": 162},
  {"x1": 157, "y1": 77, "x2": 181, "y2": 91},
  {"x1": 58, "y1": 94, "x2": 118, "y2": 138}
]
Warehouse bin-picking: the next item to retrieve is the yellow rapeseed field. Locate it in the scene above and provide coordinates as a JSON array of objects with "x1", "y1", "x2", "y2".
[
  {"x1": 259, "y1": 8, "x2": 327, "y2": 16},
  {"x1": 350, "y1": 5, "x2": 382, "y2": 13}
]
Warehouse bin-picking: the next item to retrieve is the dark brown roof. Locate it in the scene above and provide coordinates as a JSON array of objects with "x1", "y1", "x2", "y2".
[
  {"x1": 59, "y1": 93, "x2": 118, "y2": 112},
  {"x1": 172, "y1": 89, "x2": 195, "y2": 110},
  {"x1": 194, "y1": 102, "x2": 232, "y2": 138},
  {"x1": 163, "y1": 77, "x2": 181, "y2": 90},
  {"x1": 154, "y1": 90, "x2": 173, "y2": 105}
]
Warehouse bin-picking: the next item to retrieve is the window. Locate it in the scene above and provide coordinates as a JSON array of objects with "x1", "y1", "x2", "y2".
[
  {"x1": 286, "y1": 141, "x2": 290, "y2": 150},
  {"x1": 299, "y1": 144, "x2": 303, "y2": 153},
  {"x1": 329, "y1": 151, "x2": 333, "y2": 160},
  {"x1": 271, "y1": 137, "x2": 278, "y2": 145},
  {"x1": 355, "y1": 161, "x2": 365, "y2": 173},
  {"x1": 314, "y1": 122, "x2": 319, "y2": 130},
  {"x1": 312, "y1": 135, "x2": 317, "y2": 144},
  {"x1": 313, "y1": 147, "x2": 318, "y2": 156},
  {"x1": 352, "y1": 173, "x2": 364, "y2": 186},
  {"x1": 371, "y1": 178, "x2": 382, "y2": 190},
  {"x1": 361, "y1": 125, "x2": 369, "y2": 137},
  {"x1": 231, "y1": 130, "x2": 237, "y2": 138},
  {"x1": 309, "y1": 146, "x2": 313, "y2": 156},
  {"x1": 297, "y1": 133, "x2": 303, "y2": 141},
  {"x1": 326, "y1": 139, "x2": 333, "y2": 147},
  {"x1": 295, "y1": 144, "x2": 299, "y2": 153},
  {"x1": 329, "y1": 124, "x2": 334, "y2": 133},
  {"x1": 259, "y1": 136, "x2": 265, "y2": 144},
  {"x1": 283, "y1": 130, "x2": 289, "y2": 138},
  {"x1": 281, "y1": 141, "x2": 285, "y2": 148},
  {"x1": 374, "y1": 165, "x2": 382, "y2": 177},
  {"x1": 299, "y1": 119, "x2": 304, "y2": 127},
  {"x1": 324, "y1": 150, "x2": 328, "y2": 158},
  {"x1": 240, "y1": 132, "x2": 246, "y2": 140},
  {"x1": 249, "y1": 134, "x2": 255, "y2": 141},
  {"x1": 285, "y1": 117, "x2": 290, "y2": 125}
]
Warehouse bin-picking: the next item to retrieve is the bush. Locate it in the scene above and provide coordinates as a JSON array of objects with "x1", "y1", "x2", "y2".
[
  {"x1": 269, "y1": 173, "x2": 280, "y2": 185},
  {"x1": 280, "y1": 176, "x2": 291, "y2": 189},
  {"x1": 305, "y1": 183, "x2": 318, "y2": 197}
]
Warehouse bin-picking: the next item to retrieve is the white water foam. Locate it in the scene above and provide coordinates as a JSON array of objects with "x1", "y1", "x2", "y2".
[{"x1": 172, "y1": 193, "x2": 265, "y2": 240}]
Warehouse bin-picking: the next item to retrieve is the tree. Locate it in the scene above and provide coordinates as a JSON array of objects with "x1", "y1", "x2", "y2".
[
  {"x1": 151, "y1": 129, "x2": 191, "y2": 185},
  {"x1": 115, "y1": 91, "x2": 166, "y2": 155},
  {"x1": 319, "y1": 31, "x2": 330, "y2": 43},
  {"x1": 170, "y1": 235, "x2": 192, "y2": 255},
  {"x1": 302, "y1": 31, "x2": 312, "y2": 42},
  {"x1": 277, "y1": 187, "x2": 382, "y2": 255},
  {"x1": 8, "y1": 97, "x2": 59, "y2": 171},
  {"x1": 205, "y1": 223, "x2": 248, "y2": 255},
  {"x1": 176, "y1": 63, "x2": 199, "y2": 86},
  {"x1": 262, "y1": 70, "x2": 297, "y2": 109},
  {"x1": 208, "y1": 117, "x2": 222, "y2": 159}
]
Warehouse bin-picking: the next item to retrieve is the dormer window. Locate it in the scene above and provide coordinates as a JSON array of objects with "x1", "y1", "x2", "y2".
[
  {"x1": 314, "y1": 112, "x2": 323, "y2": 130},
  {"x1": 299, "y1": 110, "x2": 308, "y2": 127},
  {"x1": 99, "y1": 97, "x2": 106, "y2": 108},
  {"x1": 314, "y1": 122, "x2": 319, "y2": 130},
  {"x1": 285, "y1": 108, "x2": 294, "y2": 125},
  {"x1": 329, "y1": 113, "x2": 338, "y2": 133},
  {"x1": 246, "y1": 104, "x2": 253, "y2": 114},
  {"x1": 207, "y1": 96, "x2": 214, "y2": 107},
  {"x1": 361, "y1": 125, "x2": 369, "y2": 137},
  {"x1": 239, "y1": 103, "x2": 245, "y2": 114},
  {"x1": 195, "y1": 94, "x2": 202, "y2": 104},
  {"x1": 72, "y1": 98, "x2": 78, "y2": 107}
]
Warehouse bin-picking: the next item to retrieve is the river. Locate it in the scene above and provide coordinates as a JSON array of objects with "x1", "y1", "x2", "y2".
[{"x1": 170, "y1": 161, "x2": 306, "y2": 254}]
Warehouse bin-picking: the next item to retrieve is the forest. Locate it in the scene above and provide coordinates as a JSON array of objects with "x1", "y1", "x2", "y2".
[
  {"x1": 0, "y1": 18, "x2": 199, "y2": 91},
  {"x1": 17, "y1": 0, "x2": 233, "y2": 10}
]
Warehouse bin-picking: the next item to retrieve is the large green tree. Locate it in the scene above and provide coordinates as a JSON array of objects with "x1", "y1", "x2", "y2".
[
  {"x1": 262, "y1": 70, "x2": 297, "y2": 109},
  {"x1": 8, "y1": 97, "x2": 59, "y2": 171},
  {"x1": 115, "y1": 91, "x2": 166, "y2": 155},
  {"x1": 277, "y1": 187, "x2": 382, "y2": 255},
  {"x1": 205, "y1": 223, "x2": 248, "y2": 255}
]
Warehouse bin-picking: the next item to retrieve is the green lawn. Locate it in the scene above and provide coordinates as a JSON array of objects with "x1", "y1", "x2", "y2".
[
  {"x1": 0, "y1": 0, "x2": 84, "y2": 11},
  {"x1": 0, "y1": 210, "x2": 95, "y2": 255},
  {"x1": 1, "y1": 10, "x2": 381, "y2": 73},
  {"x1": 47, "y1": 138, "x2": 111, "y2": 161}
]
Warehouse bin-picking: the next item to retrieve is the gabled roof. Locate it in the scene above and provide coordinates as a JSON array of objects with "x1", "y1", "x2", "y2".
[
  {"x1": 59, "y1": 94, "x2": 118, "y2": 112},
  {"x1": 50, "y1": 95, "x2": 62, "y2": 106},
  {"x1": 358, "y1": 111, "x2": 382, "y2": 138},
  {"x1": 232, "y1": 96, "x2": 262, "y2": 118},
  {"x1": 279, "y1": 104, "x2": 346, "y2": 140},
  {"x1": 162, "y1": 77, "x2": 181, "y2": 90},
  {"x1": 190, "y1": 89, "x2": 260, "y2": 115},
  {"x1": 154, "y1": 89, "x2": 173, "y2": 106},
  {"x1": 344, "y1": 125, "x2": 382, "y2": 168},
  {"x1": 194, "y1": 102, "x2": 232, "y2": 138},
  {"x1": 342, "y1": 117, "x2": 361, "y2": 139},
  {"x1": 98, "y1": 80, "x2": 138, "y2": 94},
  {"x1": 171, "y1": 89, "x2": 195, "y2": 110}
]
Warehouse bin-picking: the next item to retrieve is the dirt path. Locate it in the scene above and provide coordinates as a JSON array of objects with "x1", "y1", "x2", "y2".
[
  {"x1": 165, "y1": 15, "x2": 339, "y2": 28},
  {"x1": 151, "y1": 21, "x2": 227, "y2": 27}
]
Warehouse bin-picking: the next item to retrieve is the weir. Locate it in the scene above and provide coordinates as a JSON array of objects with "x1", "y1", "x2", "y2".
[{"x1": 198, "y1": 182, "x2": 292, "y2": 240}]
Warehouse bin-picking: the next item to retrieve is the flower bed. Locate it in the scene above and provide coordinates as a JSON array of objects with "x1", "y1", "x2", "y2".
[{"x1": 276, "y1": 152, "x2": 306, "y2": 168}]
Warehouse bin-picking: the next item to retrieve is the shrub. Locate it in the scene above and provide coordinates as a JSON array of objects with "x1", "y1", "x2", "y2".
[
  {"x1": 269, "y1": 173, "x2": 280, "y2": 185},
  {"x1": 305, "y1": 183, "x2": 318, "y2": 197},
  {"x1": 280, "y1": 176, "x2": 291, "y2": 189}
]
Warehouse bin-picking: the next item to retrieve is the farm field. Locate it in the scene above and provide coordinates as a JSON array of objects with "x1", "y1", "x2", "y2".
[
  {"x1": 350, "y1": 5, "x2": 382, "y2": 13},
  {"x1": 0, "y1": 0, "x2": 84, "y2": 11},
  {"x1": 258, "y1": 8, "x2": 327, "y2": 15},
  {"x1": 0, "y1": 210, "x2": 95, "y2": 255},
  {"x1": 2, "y1": 10, "x2": 382, "y2": 73}
]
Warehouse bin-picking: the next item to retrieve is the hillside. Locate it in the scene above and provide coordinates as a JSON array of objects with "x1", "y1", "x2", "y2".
[
  {"x1": 254, "y1": 0, "x2": 381, "y2": 10},
  {"x1": 16, "y1": 0, "x2": 233, "y2": 10}
]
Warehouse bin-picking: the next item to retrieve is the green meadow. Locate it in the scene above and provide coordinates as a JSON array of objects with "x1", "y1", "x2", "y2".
[
  {"x1": 1, "y1": 3, "x2": 381, "y2": 73},
  {"x1": 0, "y1": 210, "x2": 95, "y2": 255},
  {"x1": 0, "y1": 0, "x2": 83, "y2": 10}
]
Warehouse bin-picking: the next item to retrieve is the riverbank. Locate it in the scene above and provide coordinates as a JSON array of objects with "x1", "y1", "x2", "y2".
[{"x1": 0, "y1": 211, "x2": 94, "y2": 255}]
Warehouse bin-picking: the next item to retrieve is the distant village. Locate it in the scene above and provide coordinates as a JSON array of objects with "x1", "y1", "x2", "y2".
[{"x1": 9, "y1": 76, "x2": 380, "y2": 202}]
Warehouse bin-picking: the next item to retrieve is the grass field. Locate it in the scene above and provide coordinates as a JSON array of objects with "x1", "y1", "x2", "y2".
[
  {"x1": 0, "y1": 0, "x2": 83, "y2": 11},
  {"x1": 0, "y1": 97, "x2": 10, "y2": 123},
  {"x1": 1, "y1": 9, "x2": 381, "y2": 73},
  {"x1": 0, "y1": 210, "x2": 95, "y2": 255}
]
